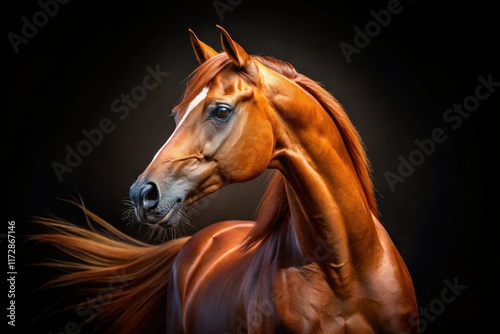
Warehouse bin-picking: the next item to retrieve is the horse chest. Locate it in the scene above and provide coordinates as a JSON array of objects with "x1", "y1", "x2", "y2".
[{"x1": 270, "y1": 267, "x2": 381, "y2": 334}]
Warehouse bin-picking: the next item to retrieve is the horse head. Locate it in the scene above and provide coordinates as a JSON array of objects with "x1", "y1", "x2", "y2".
[{"x1": 129, "y1": 26, "x2": 279, "y2": 227}]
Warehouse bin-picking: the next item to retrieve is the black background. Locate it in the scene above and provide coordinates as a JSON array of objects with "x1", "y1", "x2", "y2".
[{"x1": 5, "y1": 0, "x2": 498, "y2": 333}]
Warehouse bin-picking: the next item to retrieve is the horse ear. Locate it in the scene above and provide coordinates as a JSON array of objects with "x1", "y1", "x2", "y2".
[
  {"x1": 216, "y1": 25, "x2": 252, "y2": 68},
  {"x1": 189, "y1": 29, "x2": 218, "y2": 64}
]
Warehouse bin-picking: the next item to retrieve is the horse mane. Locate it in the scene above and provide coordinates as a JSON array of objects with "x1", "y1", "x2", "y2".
[
  {"x1": 31, "y1": 201, "x2": 189, "y2": 333},
  {"x1": 177, "y1": 53, "x2": 378, "y2": 249}
]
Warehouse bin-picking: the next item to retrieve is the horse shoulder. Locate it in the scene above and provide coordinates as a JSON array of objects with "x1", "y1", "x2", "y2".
[
  {"x1": 172, "y1": 219, "x2": 254, "y2": 289},
  {"x1": 269, "y1": 218, "x2": 419, "y2": 334},
  {"x1": 167, "y1": 220, "x2": 254, "y2": 331},
  {"x1": 363, "y1": 217, "x2": 419, "y2": 333}
]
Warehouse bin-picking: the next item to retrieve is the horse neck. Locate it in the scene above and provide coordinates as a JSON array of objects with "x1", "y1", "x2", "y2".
[{"x1": 264, "y1": 73, "x2": 383, "y2": 274}]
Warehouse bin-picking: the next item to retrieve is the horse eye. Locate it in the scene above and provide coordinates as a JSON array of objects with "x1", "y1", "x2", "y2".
[{"x1": 212, "y1": 105, "x2": 232, "y2": 120}]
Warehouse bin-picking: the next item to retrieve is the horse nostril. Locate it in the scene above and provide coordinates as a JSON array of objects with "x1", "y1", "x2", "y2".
[{"x1": 140, "y1": 182, "x2": 160, "y2": 210}]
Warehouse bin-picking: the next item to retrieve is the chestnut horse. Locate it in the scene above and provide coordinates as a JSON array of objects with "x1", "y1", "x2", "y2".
[{"x1": 35, "y1": 26, "x2": 418, "y2": 333}]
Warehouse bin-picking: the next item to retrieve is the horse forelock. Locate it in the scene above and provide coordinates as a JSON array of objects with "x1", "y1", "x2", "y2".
[
  {"x1": 175, "y1": 54, "x2": 298, "y2": 114},
  {"x1": 174, "y1": 53, "x2": 231, "y2": 114}
]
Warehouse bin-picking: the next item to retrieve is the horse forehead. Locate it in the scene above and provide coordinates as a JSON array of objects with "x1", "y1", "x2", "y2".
[
  {"x1": 186, "y1": 87, "x2": 209, "y2": 113},
  {"x1": 212, "y1": 70, "x2": 251, "y2": 93},
  {"x1": 177, "y1": 86, "x2": 208, "y2": 113}
]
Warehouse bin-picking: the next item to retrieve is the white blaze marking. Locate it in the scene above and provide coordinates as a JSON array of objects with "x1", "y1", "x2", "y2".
[{"x1": 151, "y1": 87, "x2": 209, "y2": 161}]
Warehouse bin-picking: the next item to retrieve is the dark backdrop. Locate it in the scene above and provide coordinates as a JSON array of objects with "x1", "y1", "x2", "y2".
[{"x1": 6, "y1": 0, "x2": 498, "y2": 333}]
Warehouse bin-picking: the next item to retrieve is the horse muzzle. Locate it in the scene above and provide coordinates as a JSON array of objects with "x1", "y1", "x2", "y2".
[{"x1": 129, "y1": 176, "x2": 185, "y2": 227}]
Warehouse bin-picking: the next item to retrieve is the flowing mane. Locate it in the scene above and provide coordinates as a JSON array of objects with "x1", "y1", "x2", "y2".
[{"x1": 177, "y1": 53, "x2": 378, "y2": 248}]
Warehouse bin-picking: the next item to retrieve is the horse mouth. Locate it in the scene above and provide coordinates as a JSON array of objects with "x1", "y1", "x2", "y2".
[
  {"x1": 156, "y1": 198, "x2": 184, "y2": 228},
  {"x1": 140, "y1": 185, "x2": 219, "y2": 228}
]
